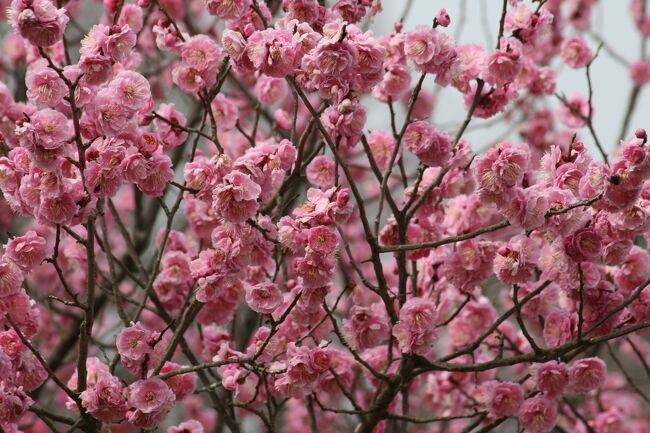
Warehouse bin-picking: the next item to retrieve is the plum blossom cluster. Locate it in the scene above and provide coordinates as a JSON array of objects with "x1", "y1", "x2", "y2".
[{"x1": 0, "y1": 0, "x2": 649, "y2": 433}]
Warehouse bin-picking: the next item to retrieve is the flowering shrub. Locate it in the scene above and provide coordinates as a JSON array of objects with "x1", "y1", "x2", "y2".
[{"x1": 0, "y1": 0, "x2": 649, "y2": 432}]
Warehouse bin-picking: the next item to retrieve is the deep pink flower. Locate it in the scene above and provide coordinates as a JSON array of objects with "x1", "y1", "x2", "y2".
[
  {"x1": 168, "y1": 420, "x2": 204, "y2": 433},
  {"x1": 483, "y1": 48, "x2": 522, "y2": 87},
  {"x1": 159, "y1": 362, "x2": 197, "y2": 401},
  {"x1": 563, "y1": 227, "x2": 602, "y2": 262},
  {"x1": 568, "y1": 357, "x2": 606, "y2": 394},
  {"x1": 436, "y1": 8, "x2": 451, "y2": 27},
  {"x1": 307, "y1": 226, "x2": 338, "y2": 254},
  {"x1": 80, "y1": 371, "x2": 127, "y2": 422},
  {"x1": 342, "y1": 304, "x2": 390, "y2": 350},
  {"x1": 213, "y1": 171, "x2": 261, "y2": 223},
  {"x1": 10, "y1": 0, "x2": 69, "y2": 47},
  {"x1": 535, "y1": 361, "x2": 569, "y2": 398},
  {"x1": 206, "y1": 0, "x2": 249, "y2": 20},
  {"x1": 392, "y1": 298, "x2": 438, "y2": 356},
  {"x1": 631, "y1": 60, "x2": 650, "y2": 86},
  {"x1": 488, "y1": 381, "x2": 524, "y2": 418},
  {"x1": 0, "y1": 383, "x2": 32, "y2": 423},
  {"x1": 116, "y1": 322, "x2": 154, "y2": 363},
  {"x1": 518, "y1": 396, "x2": 558, "y2": 433},
  {"x1": 543, "y1": 309, "x2": 575, "y2": 348},
  {"x1": 128, "y1": 378, "x2": 176, "y2": 413},
  {"x1": 475, "y1": 141, "x2": 530, "y2": 204},
  {"x1": 0, "y1": 258, "x2": 24, "y2": 297}
]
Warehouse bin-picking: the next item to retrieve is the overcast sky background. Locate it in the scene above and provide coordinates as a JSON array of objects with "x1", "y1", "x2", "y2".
[{"x1": 364, "y1": 0, "x2": 647, "y2": 160}]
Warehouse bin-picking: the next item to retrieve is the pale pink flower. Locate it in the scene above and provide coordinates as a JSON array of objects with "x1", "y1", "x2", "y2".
[
  {"x1": 104, "y1": 24, "x2": 136, "y2": 63},
  {"x1": 246, "y1": 29, "x2": 297, "y2": 77},
  {"x1": 5, "y1": 230, "x2": 47, "y2": 271},
  {"x1": 293, "y1": 253, "x2": 335, "y2": 288},
  {"x1": 181, "y1": 35, "x2": 225, "y2": 72},
  {"x1": 245, "y1": 282, "x2": 283, "y2": 314},
  {"x1": 109, "y1": 70, "x2": 152, "y2": 113},
  {"x1": 211, "y1": 94, "x2": 238, "y2": 131},
  {"x1": 306, "y1": 155, "x2": 336, "y2": 189},
  {"x1": 405, "y1": 26, "x2": 439, "y2": 66},
  {"x1": 19, "y1": 108, "x2": 69, "y2": 150},
  {"x1": 155, "y1": 103, "x2": 189, "y2": 150},
  {"x1": 367, "y1": 129, "x2": 397, "y2": 170},
  {"x1": 320, "y1": 99, "x2": 366, "y2": 148},
  {"x1": 91, "y1": 88, "x2": 134, "y2": 136},
  {"x1": 25, "y1": 62, "x2": 67, "y2": 107},
  {"x1": 38, "y1": 193, "x2": 78, "y2": 225},
  {"x1": 558, "y1": 93, "x2": 590, "y2": 128},
  {"x1": 403, "y1": 121, "x2": 451, "y2": 167},
  {"x1": 137, "y1": 153, "x2": 174, "y2": 197},
  {"x1": 117, "y1": 4, "x2": 143, "y2": 32},
  {"x1": 493, "y1": 235, "x2": 538, "y2": 285},
  {"x1": 561, "y1": 36, "x2": 592, "y2": 69},
  {"x1": 254, "y1": 75, "x2": 288, "y2": 105}
]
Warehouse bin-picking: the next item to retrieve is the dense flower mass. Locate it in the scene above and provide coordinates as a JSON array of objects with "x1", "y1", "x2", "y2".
[{"x1": 0, "y1": 0, "x2": 648, "y2": 432}]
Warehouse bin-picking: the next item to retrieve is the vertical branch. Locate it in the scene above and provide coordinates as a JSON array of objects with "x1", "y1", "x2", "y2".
[
  {"x1": 577, "y1": 262, "x2": 585, "y2": 340},
  {"x1": 76, "y1": 214, "x2": 97, "y2": 393}
]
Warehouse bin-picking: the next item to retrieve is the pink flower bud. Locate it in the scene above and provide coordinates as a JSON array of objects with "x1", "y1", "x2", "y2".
[{"x1": 436, "y1": 8, "x2": 451, "y2": 27}]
